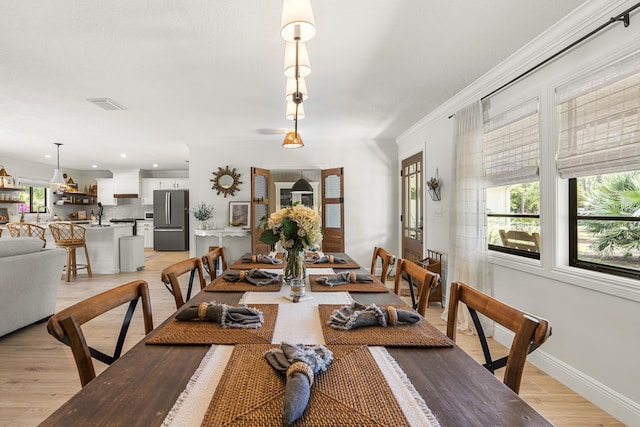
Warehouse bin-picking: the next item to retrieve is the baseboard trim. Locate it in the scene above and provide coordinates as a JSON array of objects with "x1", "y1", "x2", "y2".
[{"x1": 494, "y1": 326, "x2": 640, "y2": 426}]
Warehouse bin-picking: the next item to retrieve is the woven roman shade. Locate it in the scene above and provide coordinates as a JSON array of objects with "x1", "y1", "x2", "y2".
[
  {"x1": 482, "y1": 97, "x2": 540, "y2": 186},
  {"x1": 556, "y1": 51, "x2": 640, "y2": 178}
]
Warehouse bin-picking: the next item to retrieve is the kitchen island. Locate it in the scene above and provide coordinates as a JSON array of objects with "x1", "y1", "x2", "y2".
[{"x1": 1, "y1": 222, "x2": 139, "y2": 274}]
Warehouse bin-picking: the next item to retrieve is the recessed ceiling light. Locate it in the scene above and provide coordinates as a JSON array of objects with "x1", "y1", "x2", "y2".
[
  {"x1": 45, "y1": 154, "x2": 51, "y2": 158},
  {"x1": 152, "y1": 164, "x2": 158, "y2": 168},
  {"x1": 92, "y1": 165, "x2": 98, "y2": 168},
  {"x1": 120, "y1": 154, "x2": 127, "y2": 158}
]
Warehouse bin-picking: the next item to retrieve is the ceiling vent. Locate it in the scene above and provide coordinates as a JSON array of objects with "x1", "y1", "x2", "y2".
[{"x1": 86, "y1": 98, "x2": 127, "y2": 111}]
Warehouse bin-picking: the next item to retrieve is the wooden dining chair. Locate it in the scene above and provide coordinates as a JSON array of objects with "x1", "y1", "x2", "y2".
[
  {"x1": 393, "y1": 258, "x2": 440, "y2": 316},
  {"x1": 370, "y1": 246, "x2": 395, "y2": 284},
  {"x1": 446, "y1": 281, "x2": 551, "y2": 394},
  {"x1": 7, "y1": 222, "x2": 47, "y2": 247},
  {"x1": 161, "y1": 257, "x2": 206, "y2": 309},
  {"x1": 202, "y1": 246, "x2": 228, "y2": 281},
  {"x1": 46, "y1": 280, "x2": 154, "y2": 388}
]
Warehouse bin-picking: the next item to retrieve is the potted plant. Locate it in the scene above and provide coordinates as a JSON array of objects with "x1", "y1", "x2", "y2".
[
  {"x1": 427, "y1": 170, "x2": 441, "y2": 201},
  {"x1": 191, "y1": 202, "x2": 214, "y2": 229}
]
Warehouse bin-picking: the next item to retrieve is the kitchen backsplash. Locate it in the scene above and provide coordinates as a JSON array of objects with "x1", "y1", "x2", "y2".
[{"x1": 51, "y1": 198, "x2": 148, "y2": 220}]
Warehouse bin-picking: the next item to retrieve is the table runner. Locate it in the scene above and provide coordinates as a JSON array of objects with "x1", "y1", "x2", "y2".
[
  {"x1": 318, "y1": 304, "x2": 454, "y2": 347},
  {"x1": 239, "y1": 287, "x2": 353, "y2": 344},
  {"x1": 145, "y1": 304, "x2": 278, "y2": 345},
  {"x1": 162, "y1": 344, "x2": 441, "y2": 427},
  {"x1": 309, "y1": 274, "x2": 389, "y2": 293},
  {"x1": 204, "y1": 275, "x2": 283, "y2": 292}
]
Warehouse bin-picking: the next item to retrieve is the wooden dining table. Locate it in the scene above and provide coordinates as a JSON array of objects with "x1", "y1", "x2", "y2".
[{"x1": 40, "y1": 254, "x2": 552, "y2": 426}]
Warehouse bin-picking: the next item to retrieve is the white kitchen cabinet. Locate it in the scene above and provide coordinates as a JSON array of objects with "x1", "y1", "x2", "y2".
[
  {"x1": 136, "y1": 220, "x2": 154, "y2": 248},
  {"x1": 158, "y1": 178, "x2": 188, "y2": 190},
  {"x1": 96, "y1": 178, "x2": 116, "y2": 206},
  {"x1": 140, "y1": 178, "x2": 160, "y2": 205}
]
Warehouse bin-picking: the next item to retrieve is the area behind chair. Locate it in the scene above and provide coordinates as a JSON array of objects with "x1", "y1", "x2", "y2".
[
  {"x1": 46, "y1": 280, "x2": 153, "y2": 387},
  {"x1": 446, "y1": 281, "x2": 551, "y2": 394}
]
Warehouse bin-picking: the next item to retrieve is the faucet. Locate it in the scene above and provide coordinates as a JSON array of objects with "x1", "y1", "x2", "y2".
[{"x1": 97, "y1": 202, "x2": 104, "y2": 226}]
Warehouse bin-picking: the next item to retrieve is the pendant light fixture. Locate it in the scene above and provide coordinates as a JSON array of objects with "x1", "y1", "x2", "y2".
[
  {"x1": 51, "y1": 143, "x2": 65, "y2": 185},
  {"x1": 291, "y1": 171, "x2": 313, "y2": 193},
  {"x1": 280, "y1": 0, "x2": 315, "y2": 149}
]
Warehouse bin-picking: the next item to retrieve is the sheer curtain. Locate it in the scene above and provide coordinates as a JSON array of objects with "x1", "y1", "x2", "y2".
[{"x1": 443, "y1": 100, "x2": 491, "y2": 335}]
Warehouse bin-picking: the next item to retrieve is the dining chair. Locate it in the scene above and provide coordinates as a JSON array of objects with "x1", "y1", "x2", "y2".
[
  {"x1": 7, "y1": 223, "x2": 47, "y2": 247},
  {"x1": 418, "y1": 249, "x2": 444, "y2": 306},
  {"x1": 446, "y1": 281, "x2": 551, "y2": 394},
  {"x1": 370, "y1": 246, "x2": 395, "y2": 284},
  {"x1": 48, "y1": 222, "x2": 92, "y2": 281},
  {"x1": 393, "y1": 258, "x2": 440, "y2": 316},
  {"x1": 46, "y1": 280, "x2": 154, "y2": 388},
  {"x1": 161, "y1": 257, "x2": 206, "y2": 309},
  {"x1": 202, "y1": 246, "x2": 228, "y2": 281}
]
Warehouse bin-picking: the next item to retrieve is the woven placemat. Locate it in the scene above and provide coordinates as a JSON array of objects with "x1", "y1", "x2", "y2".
[
  {"x1": 201, "y1": 344, "x2": 410, "y2": 426},
  {"x1": 146, "y1": 304, "x2": 278, "y2": 345},
  {"x1": 305, "y1": 254, "x2": 360, "y2": 269},
  {"x1": 309, "y1": 275, "x2": 389, "y2": 293},
  {"x1": 319, "y1": 305, "x2": 454, "y2": 347},
  {"x1": 229, "y1": 253, "x2": 285, "y2": 270},
  {"x1": 204, "y1": 276, "x2": 282, "y2": 292}
]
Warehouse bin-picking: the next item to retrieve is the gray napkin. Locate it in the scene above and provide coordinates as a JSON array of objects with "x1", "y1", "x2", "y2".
[
  {"x1": 328, "y1": 301, "x2": 420, "y2": 330},
  {"x1": 175, "y1": 302, "x2": 264, "y2": 329},
  {"x1": 306, "y1": 254, "x2": 347, "y2": 264},
  {"x1": 264, "y1": 342, "x2": 333, "y2": 425},
  {"x1": 242, "y1": 254, "x2": 283, "y2": 265},
  {"x1": 222, "y1": 269, "x2": 280, "y2": 286},
  {"x1": 315, "y1": 271, "x2": 373, "y2": 286}
]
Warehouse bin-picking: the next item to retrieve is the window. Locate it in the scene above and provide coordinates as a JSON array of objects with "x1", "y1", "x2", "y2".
[
  {"x1": 557, "y1": 51, "x2": 640, "y2": 278},
  {"x1": 18, "y1": 185, "x2": 48, "y2": 213},
  {"x1": 483, "y1": 98, "x2": 541, "y2": 258},
  {"x1": 570, "y1": 172, "x2": 640, "y2": 278}
]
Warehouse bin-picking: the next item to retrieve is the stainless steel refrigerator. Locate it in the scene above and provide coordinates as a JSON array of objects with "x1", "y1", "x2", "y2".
[{"x1": 153, "y1": 189, "x2": 189, "y2": 251}]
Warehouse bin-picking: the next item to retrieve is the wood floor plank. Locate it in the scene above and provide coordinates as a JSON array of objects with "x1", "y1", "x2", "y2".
[{"x1": 0, "y1": 251, "x2": 625, "y2": 426}]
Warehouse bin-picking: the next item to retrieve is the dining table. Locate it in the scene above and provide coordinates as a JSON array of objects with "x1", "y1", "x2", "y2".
[{"x1": 40, "y1": 252, "x2": 552, "y2": 426}]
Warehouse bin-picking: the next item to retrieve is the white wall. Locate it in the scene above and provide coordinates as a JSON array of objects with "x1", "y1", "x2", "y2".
[
  {"x1": 187, "y1": 139, "x2": 399, "y2": 266},
  {"x1": 397, "y1": 1, "x2": 640, "y2": 424}
]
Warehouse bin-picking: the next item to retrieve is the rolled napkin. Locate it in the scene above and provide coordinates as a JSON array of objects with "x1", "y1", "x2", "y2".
[
  {"x1": 264, "y1": 342, "x2": 333, "y2": 425},
  {"x1": 315, "y1": 271, "x2": 374, "y2": 286},
  {"x1": 222, "y1": 269, "x2": 280, "y2": 286},
  {"x1": 175, "y1": 301, "x2": 264, "y2": 329},
  {"x1": 242, "y1": 254, "x2": 283, "y2": 265},
  {"x1": 327, "y1": 301, "x2": 420, "y2": 330},
  {"x1": 306, "y1": 254, "x2": 347, "y2": 264}
]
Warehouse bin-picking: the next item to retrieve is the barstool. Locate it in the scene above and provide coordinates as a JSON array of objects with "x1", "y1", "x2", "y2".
[
  {"x1": 7, "y1": 223, "x2": 47, "y2": 247},
  {"x1": 49, "y1": 223, "x2": 92, "y2": 282}
]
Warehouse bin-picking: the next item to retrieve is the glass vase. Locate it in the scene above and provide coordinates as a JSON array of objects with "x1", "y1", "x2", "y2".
[{"x1": 284, "y1": 249, "x2": 306, "y2": 297}]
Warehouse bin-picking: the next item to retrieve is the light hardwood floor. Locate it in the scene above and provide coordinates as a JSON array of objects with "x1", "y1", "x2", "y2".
[{"x1": 0, "y1": 250, "x2": 626, "y2": 426}]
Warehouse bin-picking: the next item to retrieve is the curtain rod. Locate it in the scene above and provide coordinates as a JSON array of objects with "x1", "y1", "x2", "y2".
[{"x1": 448, "y1": 2, "x2": 640, "y2": 119}]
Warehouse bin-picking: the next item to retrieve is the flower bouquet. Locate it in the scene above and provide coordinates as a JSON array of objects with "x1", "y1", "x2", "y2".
[{"x1": 191, "y1": 202, "x2": 214, "y2": 229}]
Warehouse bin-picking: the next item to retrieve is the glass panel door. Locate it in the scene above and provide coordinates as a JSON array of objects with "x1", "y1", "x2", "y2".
[{"x1": 402, "y1": 152, "x2": 423, "y2": 264}]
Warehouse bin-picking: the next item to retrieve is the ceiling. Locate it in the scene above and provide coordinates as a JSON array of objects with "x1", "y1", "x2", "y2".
[{"x1": 0, "y1": 0, "x2": 585, "y2": 172}]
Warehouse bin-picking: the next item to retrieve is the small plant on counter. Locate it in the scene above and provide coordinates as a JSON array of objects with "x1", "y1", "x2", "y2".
[{"x1": 191, "y1": 202, "x2": 214, "y2": 221}]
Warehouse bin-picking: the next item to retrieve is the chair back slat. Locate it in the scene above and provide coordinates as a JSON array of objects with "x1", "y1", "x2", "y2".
[
  {"x1": 47, "y1": 280, "x2": 153, "y2": 387},
  {"x1": 446, "y1": 282, "x2": 551, "y2": 394},
  {"x1": 161, "y1": 257, "x2": 206, "y2": 309},
  {"x1": 393, "y1": 258, "x2": 439, "y2": 316},
  {"x1": 202, "y1": 247, "x2": 228, "y2": 281},
  {"x1": 370, "y1": 246, "x2": 395, "y2": 284}
]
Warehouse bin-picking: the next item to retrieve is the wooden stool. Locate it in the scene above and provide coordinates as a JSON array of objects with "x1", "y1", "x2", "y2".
[
  {"x1": 49, "y1": 223, "x2": 92, "y2": 282},
  {"x1": 7, "y1": 223, "x2": 47, "y2": 247}
]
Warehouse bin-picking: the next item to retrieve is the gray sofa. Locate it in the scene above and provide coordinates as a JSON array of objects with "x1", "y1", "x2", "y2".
[{"x1": 0, "y1": 237, "x2": 66, "y2": 337}]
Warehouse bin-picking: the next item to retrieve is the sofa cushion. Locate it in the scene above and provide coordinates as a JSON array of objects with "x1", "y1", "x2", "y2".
[{"x1": 0, "y1": 237, "x2": 44, "y2": 258}]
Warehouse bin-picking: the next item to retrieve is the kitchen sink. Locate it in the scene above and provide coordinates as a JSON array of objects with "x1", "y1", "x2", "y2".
[{"x1": 90, "y1": 224, "x2": 111, "y2": 227}]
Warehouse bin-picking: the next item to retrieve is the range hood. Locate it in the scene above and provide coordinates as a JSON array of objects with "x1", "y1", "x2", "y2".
[{"x1": 111, "y1": 169, "x2": 140, "y2": 198}]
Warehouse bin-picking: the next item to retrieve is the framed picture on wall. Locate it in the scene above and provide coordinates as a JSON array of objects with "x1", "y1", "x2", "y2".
[{"x1": 229, "y1": 201, "x2": 250, "y2": 227}]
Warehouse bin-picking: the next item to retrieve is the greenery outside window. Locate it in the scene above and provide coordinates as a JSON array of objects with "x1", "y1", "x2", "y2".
[
  {"x1": 570, "y1": 172, "x2": 640, "y2": 279},
  {"x1": 18, "y1": 185, "x2": 48, "y2": 213},
  {"x1": 483, "y1": 97, "x2": 540, "y2": 258}
]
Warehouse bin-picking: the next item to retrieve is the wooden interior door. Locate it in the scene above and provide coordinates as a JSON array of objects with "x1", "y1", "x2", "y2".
[
  {"x1": 321, "y1": 167, "x2": 344, "y2": 252},
  {"x1": 251, "y1": 167, "x2": 271, "y2": 254},
  {"x1": 401, "y1": 153, "x2": 423, "y2": 264}
]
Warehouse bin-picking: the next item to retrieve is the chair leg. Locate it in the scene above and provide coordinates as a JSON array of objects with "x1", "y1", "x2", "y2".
[
  {"x1": 71, "y1": 248, "x2": 78, "y2": 277},
  {"x1": 65, "y1": 248, "x2": 72, "y2": 282},
  {"x1": 84, "y1": 244, "x2": 92, "y2": 277}
]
